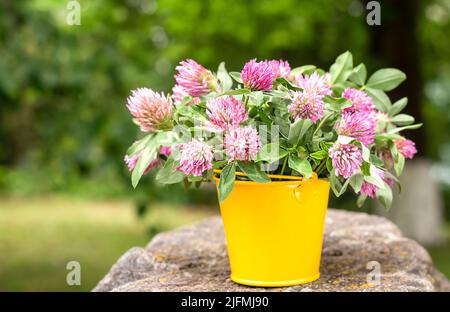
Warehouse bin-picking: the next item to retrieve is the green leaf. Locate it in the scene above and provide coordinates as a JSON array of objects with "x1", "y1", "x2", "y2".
[
  {"x1": 229, "y1": 72, "x2": 243, "y2": 84},
  {"x1": 221, "y1": 88, "x2": 250, "y2": 96},
  {"x1": 336, "y1": 177, "x2": 352, "y2": 196},
  {"x1": 155, "y1": 158, "x2": 186, "y2": 184},
  {"x1": 364, "y1": 165, "x2": 385, "y2": 189},
  {"x1": 131, "y1": 145, "x2": 157, "y2": 188},
  {"x1": 249, "y1": 91, "x2": 264, "y2": 106},
  {"x1": 337, "y1": 135, "x2": 354, "y2": 144},
  {"x1": 330, "y1": 169, "x2": 344, "y2": 197},
  {"x1": 388, "y1": 123, "x2": 423, "y2": 134},
  {"x1": 326, "y1": 157, "x2": 333, "y2": 172},
  {"x1": 157, "y1": 131, "x2": 180, "y2": 146},
  {"x1": 256, "y1": 143, "x2": 288, "y2": 163},
  {"x1": 361, "y1": 144, "x2": 371, "y2": 162},
  {"x1": 349, "y1": 63, "x2": 367, "y2": 85},
  {"x1": 389, "y1": 141, "x2": 399, "y2": 161},
  {"x1": 361, "y1": 161, "x2": 371, "y2": 176},
  {"x1": 274, "y1": 77, "x2": 303, "y2": 91},
  {"x1": 366, "y1": 87, "x2": 392, "y2": 112},
  {"x1": 374, "y1": 133, "x2": 404, "y2": 141},
  {"x1": 366, "y1": 68, "x2": 406, "y2": 91},
  {"x1": 213, "y1": 160, "x2": 228, "y2": 169},
  {"x1": 272, "y1": 116, "x2": 290, "y2": 138},
  {"x1": 258, "y1": 109, "x2": 272, "y2": 124},
  {"x1": 384, "y1": 171, "x2": 402, "y2": 193},
  {"x1": 389, "y1": 97, "x2": 408, "y2": 116},
  {"x1": 188, "y1": 105, "x2": 209, "y2": 120},
  {"x1": 394, "y1": 154, "x2": 405, "y2": 176},
  {"x1": 288, "y1": 155, "x2": 312, "y2": 178},
  {"x1": 377, "y1": 184, "x2": 393, "y2": 210},
  {"x1": 237, "y1": 162, "x2": 270, "y2": 183},
  {"x1": 288, "y1": 119, "x2": 313, "y2": 146},
  {"x1": 356, "y1": 194, "x2": 367, "y2": 208},
  {"x1": 370, "y1": 155, "x2": 384, "y2": 167},
  {"x1": 179, "y1": 95, "x2": 195, "y2": 106},
  {"x1": 330, "y1": 51, "x2": 353, "y2": 84},
  {"x1": 331, "y1": 171, "x2": 356, "y2": 197},
  {"x1": 217, "y1": 62, "x2": 233, "y2": 92},
  {"x1": 323, "y1": 96, "x2": 352, "y2": 112},
  {"x1": 309, "y1": 150, "x2": 328, "y2": 160},
  {"x1": 290, "y1": 65, "x2": 316, "y2": 76},
  {"x1": 218, "y1": 162, "x2": 236, "y2": 203},
  {"x1": 319, "y1": 141, "x2": 333, "y2": 152},
  {"x1": 188, "y1": 175, "x2": 204, "y2": 183},
  {"x1": 349, "y1": 173, "x2": 364, "y2": 193},
  {"x1": 127, "y1": 134, "x2": 154, "y2": 156},
  {"x1": 391, "y1": 114, "x2": 415, "y2": 126},
  {"x1": 177, "y1": 103, "x2": 209, "y2": 123}
]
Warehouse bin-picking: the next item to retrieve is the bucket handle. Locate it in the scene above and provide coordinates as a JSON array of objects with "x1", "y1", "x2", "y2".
[
  {"x1": 293, "y1": 173, "x2": 318, "y2": 201},
  {"x1": 213, "y1": 169, "x2": 316, "y2": 182}
]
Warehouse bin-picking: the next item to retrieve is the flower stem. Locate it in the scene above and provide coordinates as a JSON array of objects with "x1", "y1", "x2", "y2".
[
  {"x1": 244, "y1": 95, "x2": 249, "y2": 109},
  {"x1": 313, "y1": 113, "x2": 333, "y2": 137},
  {"x1": 315, "y1": 159, "x2": 327, "y2": 176},
  {"x1": 280, "y1": 156, "x2": 288, "y2": 176}
]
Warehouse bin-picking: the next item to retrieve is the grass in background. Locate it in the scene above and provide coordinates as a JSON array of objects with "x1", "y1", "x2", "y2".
[
  {"x1": 0, "y1": 196, "x2": 448, "y2": 291},
  {"x1": 0, "y1": 196, "x2": 216, "y2": 291}
]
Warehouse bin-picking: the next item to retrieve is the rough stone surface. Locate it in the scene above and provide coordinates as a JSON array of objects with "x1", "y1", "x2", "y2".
[{"x1": 93, "y1": 209, "x2": 450, "y2": 292}]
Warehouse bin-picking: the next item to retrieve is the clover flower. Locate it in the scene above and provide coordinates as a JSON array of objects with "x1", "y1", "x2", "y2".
[
  {"x1": 124, "y1": 146, "x2": 172, "y2": 174},
  {"x1": 224, "y1": 125, "x2": 260, "y2": 161},
  {"x1": 206, "y1": 96, "x2": 248, "y2": 131},
  {"x1": 266, "y1": 59, "x2": 291, "y2": 79},
  {"x1": 288, "y1": 91, "x2": 324, "y2": 123},
  {"x1": 177, "y1": 139, "x2": 214, "y2": 176},
  {"x1": 159, "y1": 146, "x2": 172, "y2": 157},
  {"x1": 360, "y1": 167, "x2": 385, "y2": 198},
  {"x1": 171, "y1": 84, "x2": 201, "y2": 106},
  {"x1": 126, "y1": 88, "x2": 173, "y2": 132},
  {"x1": 378, "y1": 148, "x2": 394, "y2": 170},
  {"x1": 335, "y1": 111, "x2": 376, "y2": 146},
  {"x1": 329, "y1": 143, "x2": 362, "y2": 178},
  {"x1": 394, "y1": 138, "x2": 417, "y2": 159},
  {"x1": 175, "y1": 59, "x2": 218, "y2": 97},
  {"x1": 241, "y1": 59, "x2": 276, "y2": 91},
  {"x1": 288, "y1": 72, "x2": 331, "y2": 123},
  {"x1": 124, "y1": 154, "x2": 159, "y2": 175},
  {"x1": 342, "y1": 88, "x2": 375, "y2": 113},
  {"x1": 374, "y1": 111, "x2": 391, "y2": 132}
]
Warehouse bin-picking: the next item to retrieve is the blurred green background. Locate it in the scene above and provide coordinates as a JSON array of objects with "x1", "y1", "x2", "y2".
[{"x1": 0, "y1": 0, "x2": 449, "y2": 291}]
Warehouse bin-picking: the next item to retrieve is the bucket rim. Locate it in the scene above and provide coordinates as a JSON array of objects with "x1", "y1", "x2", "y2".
[{"x1": 213, "y1": 169, "x2": 328, "y2": 185}]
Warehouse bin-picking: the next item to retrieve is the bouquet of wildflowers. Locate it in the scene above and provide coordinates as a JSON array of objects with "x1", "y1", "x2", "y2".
[{"x1": 124, "y1": 51, "x2": 420, "y2": 208}]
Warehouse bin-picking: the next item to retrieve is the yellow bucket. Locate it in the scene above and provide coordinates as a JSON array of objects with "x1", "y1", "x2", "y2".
[{"x1": 214, "y1": 171, "x2": 330, "y2": 287}]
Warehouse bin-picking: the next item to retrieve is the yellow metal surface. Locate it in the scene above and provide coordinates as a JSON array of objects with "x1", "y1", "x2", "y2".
[{"x1": 214, "y1": 172, "x2": 330, "y2": 287}]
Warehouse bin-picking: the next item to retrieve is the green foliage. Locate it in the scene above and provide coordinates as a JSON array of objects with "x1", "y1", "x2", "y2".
[
  {"x1": 288, "y1": 155, "x2": 313, "y2": 178},
  {"x1": 0, "y1": 0, "x2": 448, "y2": 215},
  {"x1": 330, "y1": 51, "x2": 353, "y2": 84},
  {"x1": 366, "y1": 68, "x2": 406, "y2": 91},
  {"x1": 218, "y1": 162, "x2": 236, "y2": 202},
  {"x1": 121, "y1": 49, "x2": 419, "y2": 208},
  {"x1": 237, "y1": 162, "x2": 270, "y2": 183}
]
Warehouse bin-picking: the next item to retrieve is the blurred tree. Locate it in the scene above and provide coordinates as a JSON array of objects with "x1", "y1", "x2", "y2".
[
  {"x1": 365, "y1": 0, "x2": 424, "y2": 151},
  {"x1": 0, "y1": 0, "x2": 449, "y2": 217}
]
